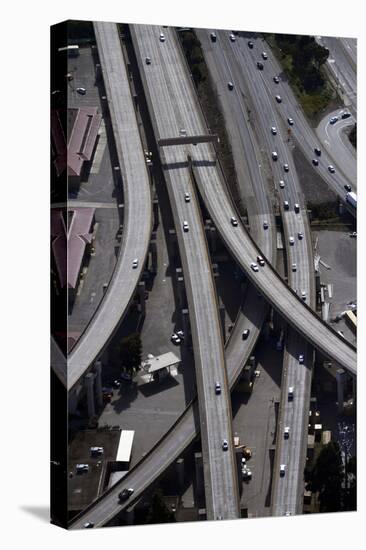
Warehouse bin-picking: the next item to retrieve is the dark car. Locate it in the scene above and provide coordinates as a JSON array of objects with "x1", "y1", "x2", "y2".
[
  {"x1": 257, "y1": 62, "x2": 264, "y2": 70},
  {"x1": 312, "y1": 159, "x2": 319, "y2": 166},
  {"x1": 248, "y1": 41, "x2": 254, "y2": 49},
  {"x1": 273, "y1": 76, "x2": 280, "y2": 84},
  {"x1": 341, "y1": 112, "x2": 351, "y2": 119},
  {"x1": 314, "y1": 147, "x2": 321, "y2": 156},
  {"x1": 228, "y1": 81, "x2": 234, "y2": 90},
  {"x1": 210, "y1": 32, "x2": 217, "y2": 42},
  {"x1": 344, "y1": 184, "x2": 352, "y2": 192},
  {"x1": 118, "y1": 488, "x2": 134, "y2": 502}
]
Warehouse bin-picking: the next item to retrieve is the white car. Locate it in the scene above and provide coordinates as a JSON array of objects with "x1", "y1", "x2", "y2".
[
  {"x1": 257, "y1": 255, "x2": 265, "y2": 266},
  {"x1": 262, "y1": 52, "x2": 268, "y2": 60},
  {"x1": 280, "y1": 464, "x2": 286, "y2": 477},
  {"x1": 288, "y1": 386, "x2": 294, "y2": 399},
  {"x1": 283, "y1": 163, "x2": 289, "y2": 172},
  {"x1": 83, "y1": 522, "x2": 94, "y2": 528},
  {"x1": 183, "y1": 221, "x2": 189, "y2": 232},
  {"x1": 291, "y1": 263, "x2": 297, "y2": 272},
  {"x1": 263, "y1": 220, "x2": 269, "y2": 229},
  {"x1": 330, "y1": 116, "x2": 338, "y2": 124},
  {"x1": 229, "y1": 33, "x2": 236, "y2": 42},
  {"x1": 284, "y1": 427, "x2": 290, "y2": 439},
  {"x1": 184, "y1": 192, "x2": 190, "y2": 202},
  {"x1": 279, "y1": 180, "x2": 285, "y2": 189},
  {"x1": 272, "y1": 151, "x2": 278, "y2": 161},
  {"x1": 159, "y1": 33, "x2": 165, "y2": 42},
  {"x1": 299, "y1": 354, "x2": 304, "y2": 364},
  {"x1": 289, "y1": 236, "x2": 294, "y2": 245},
  {"x1": 242, "y1": 329, "x2": 250, "y2": 339},
  {"x1": 250, "y1": 262, "x2": 259, "y2": 272},
  {"x1": 145, "y1": 57, "x2": 151, "y2": 65},
  {"x1": 222, "y1": 439, "x2": 229, "y2": 451},
  {"x1": 328, "y1": 165, "x2": 335, "y2": 173},
  {"x1": 283, "y1": 200, "x2": 289, "y2": 210},
  {"x1": 287, "y1": 117, "x2": 294, "y2": 125},
  {"x1": 271, "y1": 126, "x2": 277, "y2": 135},
  {"x1": 76, "y1": 87, "x2": 86, "y2": 95},
  {"x1": 301, "y1": 291, "x2": 306, "y2": 301},
  {"x1": 230, "y1": 216, "x2": 238, "y2": 226},
  {"x1": 273, "y1": 76, "x2": 280, "y2": 84},
  {"x1": 171, "y1": 333, "x2": 181, "y2": 345},
  {"x1": 132, "y1": 258, "x2": 138, "y2": 268}
]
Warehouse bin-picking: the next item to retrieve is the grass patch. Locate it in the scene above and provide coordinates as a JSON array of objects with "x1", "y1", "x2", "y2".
[{"x1": 264, "y1": 33, "x2": 335, "y2": 121}]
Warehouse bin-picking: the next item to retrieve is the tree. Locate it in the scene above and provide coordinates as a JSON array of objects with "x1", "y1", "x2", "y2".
[
  {"x1": 144, "y1": 490, "x2": 176, "y2": 524},
  {"x1": 118, "y1": 333, "x2": 142, "y2": 374},
  {"x1": 306, "y1": 442, "x2": 344, "y2": 512}
]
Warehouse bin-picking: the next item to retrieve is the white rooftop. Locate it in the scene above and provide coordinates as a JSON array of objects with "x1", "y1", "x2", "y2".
[{"x1": 141, "y1": 352, "x2": 180, "y2": 374}]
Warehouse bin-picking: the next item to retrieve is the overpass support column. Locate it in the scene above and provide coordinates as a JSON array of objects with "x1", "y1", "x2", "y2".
[
  {"x1": 168, "y1": 229, "x2": 177, "y2": 260},
  {"x1": 194, "y1": 452, "x2": 204, "y2": 501},
  {"x1": 150, "y1": 238, "x2": 157, "y2": 275},
  {"x1": 336, "y1": 368, "x2": 346, "y2": 414},
  {"x1": 153, "y1": 198, "x2": 159, "y2": 229},
  {"x1": 85, "y1": 373, "x2": 95, "y2": 418},
  {"x1": 218, "y1": 297, "x2": 226, "y2": 342},
  {"x1": 198, "y1": 509, "x2": 207, "y2": 520},
  {"x1": 175, "y1": 268, "x2": 185, "y2": 308},
  {"x1": 94, "y1": 360, "x2": 103, "y2": 409},
  {"x1": 125, "y1": 506, "x2": 135, "y2": 525},
  {"x1": 210, "y1": 227, "x2": 217, "y2": 253},
  {"x1": 181, "y1": 308, "x2": 190, "y2": 341},
  {"x1": 138, "y1": 281, "x2": 146, "y2": 316},
  {"x1": 175, "y1": 458, "x2": 185, "y2": 490}
]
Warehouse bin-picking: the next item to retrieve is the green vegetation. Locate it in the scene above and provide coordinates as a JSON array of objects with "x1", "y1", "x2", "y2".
[
  {"x1": 117, "y1": 333, "x2": 142, "y2": 374},
  {"x1": 67, "y1": 20, "x2": 94, "y2": 42},
  {"x1": 308, "y1": 201, "x2": 339, "y2": 221},
  {"x1": 144, "y1": 490, "x2": 176, "y2": 524},
  {"x1": 305, "y1": 442, "x2": 344, "y2": 512},
  {"x1": 265, "y1": 33, "x2": 334, "y2": 119},
  {"x1": 179, "y1": 31, "x2": 241, "y2": 210},
  {"x1": 349, "y1": 123, "x2": 357, "y2": 149}
]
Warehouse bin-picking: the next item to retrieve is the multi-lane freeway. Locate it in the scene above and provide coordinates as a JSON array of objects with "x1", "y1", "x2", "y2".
[
  {"x1": 67, "y1": 23, "x2": 356, "y2": 528},
  {"x1": 66, "y1": 22, "x2": 153, "y2": 392}
]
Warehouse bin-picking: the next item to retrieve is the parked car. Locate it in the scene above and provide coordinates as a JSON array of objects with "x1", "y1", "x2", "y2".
[{"x1": 76, "y1": 87, "x2": 86, "y2": 95}]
